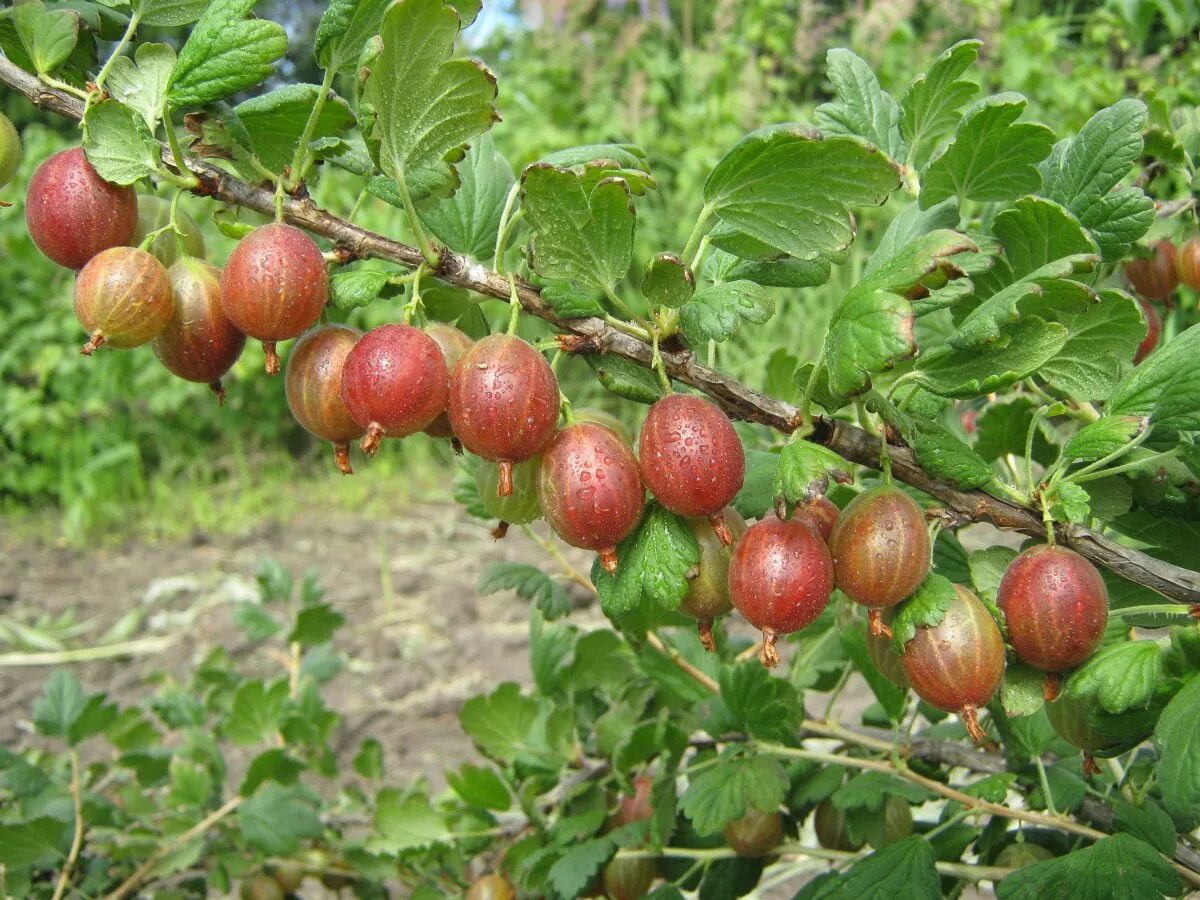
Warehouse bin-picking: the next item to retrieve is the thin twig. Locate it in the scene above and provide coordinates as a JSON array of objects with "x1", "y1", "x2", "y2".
[
  {"x1": 51, "y1": 751, "x2": 84, "y2": 900},
  {"x1": 0, "y1": 636, "x2": 176, "y2": 667}
]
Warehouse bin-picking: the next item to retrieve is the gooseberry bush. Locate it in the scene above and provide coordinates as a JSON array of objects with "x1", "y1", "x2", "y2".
[{"x1": 2, "y1": 1, "x2": 1200, "y2": 897}]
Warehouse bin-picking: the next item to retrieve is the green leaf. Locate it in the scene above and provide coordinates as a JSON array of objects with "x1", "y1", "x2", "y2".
[
  {"x1": 968, "y1": 546, "x2": 1018, "y2": 603},
  {"x1": 642, "y1": 253, "x2": 695, "y2": 308},
  {"x1": 996, "y1": 834, "x2": 1180, "y2": 899},
  {"x1": 522, "y1": 165, "x2": 635, "y2": 295},
  {"x1": 329, "y1": 270, "x2": 390, "y2": 311},
  {"x1": 865, "y1": 199, "x2": 960, "y2": 278},
  {"x1": 351, "y1": 737, "x2": 384, "y2": 780},
  {"x1": 920, "y1": 93, "x2": 1055, "y2": 208},
  {"x1": 871, "y1": 394, "x2": 993, "y2": 489},
  {"x1": 459, "y1": 682, "x2": 567, "y2": 770},
  {"x1": 223, "y1": 679, "x2": 288, "y2": 745},
  {"x1": 1063, "y1": 641, "x2": 1163, "y2": 714},
  {"x1": 715, "y1": 663, "x2": 804, "y2": 743},
  {"x1": 679, "y1": 280, "x2": 774, "y2": 345},
  {"x1": 703, "y1": 124, "x2": 900, "y2": 261},
  {"x1": 233, "y1": 84, "x2": 356, "y2": 173},
  {"x1": 1001, "y1": 663, "x2": 1046, "y2": 717},
  {"x1": 478, "y1": 562, "x2": 571, "y2": 620},
  {"x1": 1113, "y1": 801, "x2": 1177, "y2": 856},
  {"x1": 369, "y1": 790, "x2": 451, "y2": 852},
  {"x1": 169, "y1": 756, "x2": 214, "y2": 807},
  {"x1": 679, "y1": 753, "x2": 788, "y2": 835},
  {"x1": 973, "y1": 398, "x2": 1057, "y2": 465},
  {"x1": 314, "y1": 0, "x2": 390, "y2": 74},
  {"x1": 363, "y1": 0, "x2": 498, "y2": 202},
  {"x1": 1062, "y1": 416, "x2": 1146, "y2": 463},
  {"x1": 726, "y1": 254, "x2": 831, "y2": 288},
  {"x1": 1040, "y1": 100, "x2": 1154, "y2": 261},
  {"x1": 166, "y1": 0, "x2": 288, "y2": 108},
  {"x1": 892, "y1": 573, "x2": 957, "y2": 652},
  {"x1": 419, "y1": 133, "x2": 514, "y2": 261},
  {"x1": 901, "y1": 40, "x2": 982, "y2": 166},
  {"x1": 971, "y1": 196, "x2": 1098, "y2": 300},
  {"x1": 33, "y1": 670, "x2": 98, "y2": 742},
  {"x1": 539, "y1": 280, "x2": 606, "y2": 319},
  {"x1": 539, "y1": 143, "x2": 656, "y2": 195},
  {"x1": 106, "y1": 42, "x2": 176, "y2": 131},
  {"x1": 584, "y1": 353, "x2": 667, "y2": 405},
  {"x1": 238, "y1": 785, "x2": 323, "y2": 856},
  {"x1": 446, "y1": 763, "x2": 511, "y2": 810},
  {"x1": 592, "y1": 503, "x2": 700, "y2": 618},
  {"x1": 13, "y1": 0, "x2": 79, "y2": 75},
  {"x1": 814, "y1": 48, "x2": 905, "y2": 161},
  {"x1": 135, "y1": 0, "x2": 211, "y2": 27},
  {"x1": 1108, "y1": 324, "x2": 1200, "y2": 434},
  {"x1": 0, "y1": 817, "x2": 68, "y2": 868},
  {"x1": 82, "y1": 100, "x2": 162, "y2": 186},
  {"x1": 1153, "y1": 674, "x2": 1200, "y2": 826},
  {"x1": 1041, "y1": 290, "x2": 1145, "y2": 402},
  {"x1": 733, "y1": 450, "x2": 779, "y2": 520},
  {"x1": 917, "y1": 318, "x2": 1070, "y2": 398},
  {"x1": 773, "y1": 441, "x2": 852, "y2": 506},
  {"x1": 830, "y1": 772, "x2": 930, "y2": 811},
  {"x1": 1049, "y1": 481, "x2": 1090, "y2": 524},
  {"x1": 809, "y1": 836, "x2": 941, "y2": 900},
  {"x1": 240, "y1": 748, "x2": 303, "y2": 795},
  {"x1": 547, "y1": 838, "x2": 616, "y2": 900},
  {"x1": 289, "y1": 602, "x2": 345, "y2": 646}
]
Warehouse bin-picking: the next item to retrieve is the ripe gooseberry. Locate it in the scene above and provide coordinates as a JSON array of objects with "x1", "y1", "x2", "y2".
[
  {"x1": 0, "y1": 112, "x2": 21, "y2": 192},
  {"x1": 74, "y1": 246, "x2": 173, "y2": 355},
  {"x1": 828, "y1": 486, "x2": 930, "y2": 638},
  {"x1": 1125, "y1": 239, "x2": 1178, "y2": 300},
  {"x1": 786, "y1": 495, "x2": 840, "y2": 541},
  {"x1": 339, "y1": 323, "x2": 449, "y2": 456},
  {"x1": 1178, "y1": 237, "x2": 1200, "y2": 290},
  {"x1": 813, "y1": 795, "x2": 912, "y2": 851},
  {"x1": 537, "y1": 422, "x2": 645, "y2": 573},
  {"x1": 638, "y1": 394, "x2": 745, "y2": 545},
  {"x1": 728, "y1": 516, "x2": 834, "y2": 667},
  {"x1": 285, "y1": 324, "x2": 365, "y2": 474},
  {"x1": 449, "y1": 334, "x2": 560, "y2": 496},
  {"x1": 26, "y1": 147, "x2": 137, "y2": 269},
  {"x1": 220, "y1": 223, "x2": 328, "y2": 374},
  {"x1": 723, "y1": 807, "x2": 782, "y2": 857},
  {"x1": 996, "y1": 544, "x2": 1108, "y2": 699},
  {"x1": 1135, "y1": 298, "x2": 1161, "y2": 363},
  {"x1": 476, "y1": 456, "x2": 542, "y2": 538},
  {"x1": 901, "y1": 584, "x2": 1005, "y2": 744},
  {"x1": 133, "y1": 195, "x2": 206, "y2": 266},
  {"x1": 678, "y1": 507, "x2": 746, "y2": 651},
  {"x1": 423, "y1": 324, "x2": 473, "y2": 440},
  {"x1": 151, "y1": 259, "x2": 246, "y2": 403},
  {"x1": 466, "y1": 874, "x2": 516, "y2": 900},
  {"x1": 610, "y1": 775, "x2": 654, "y2": 827}
]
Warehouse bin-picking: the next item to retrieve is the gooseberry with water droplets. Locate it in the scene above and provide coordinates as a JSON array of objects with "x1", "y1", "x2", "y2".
[
  {"x1": 286, "y1": 324, "x2": 365, "y2": 474},
  {"x1": 74, "y1": 246, "x2": 173, "y2": 355},
  {"x1": 423, "y1": 324, "x2": 473, "y2": 440}
]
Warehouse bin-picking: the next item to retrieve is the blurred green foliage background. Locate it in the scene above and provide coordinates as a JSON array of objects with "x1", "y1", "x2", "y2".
[{"x1": 2, "y1": 0, "x2": 1197, "y2": 541}]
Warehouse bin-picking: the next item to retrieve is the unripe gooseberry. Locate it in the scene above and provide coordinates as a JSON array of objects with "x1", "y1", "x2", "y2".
[
  {"x1": 728, "y1": 516, "x2": 834, "y2": 668},
  {"x1": 813, "y1": 795, "x2": 912, "y2": 852},
  {"x1": 220, "y1": 223, "x2": 328, "y2": 373},
  {"x1": 449, "y1": 334, "x2": 560, "y2": 496},
  {"x1": 678, "y1": 507, "x2": 746, "y2": 651},
  {"x1": 286, "y1": 324, "x2": 365, "y2": 474},
  {"x1": 995, "y1": 841, "x2": 1054, "y2": 868},
  {"x1": 0, "y1": 112, "x2": 21, "y2": 191},
  {"x1": 466, "y1": 873, "x2": 516, "y2": 900},
  {"x1": 26, "y1": 146, "x2": 137, "y2": 269},
  {"x1": 239, "y1": 874, "x2": 284, "y2": 900},
  {"x1": 829, "y1": 486, "x2": 930, "y2": 637},
  {"x1": 1125, "y1": 239, "x2": 1178, "y2": 300},
  {"x1": 270, "y1": 861, "x2": 305, "y2": 893},
  {"x1": 1177, "y1": 237, "x2": 1200, "y2": 290},
  {"x1": 477, "y1": 456, "x2": 542, "y2": 538},
  {"x1": 638, "y1": 394, "x2": 745, "y2": 545},
  {"x1": 723, "y1": 807, "x2": 782, "y2": 857},
  {"x1": 902, "y1": 584, "x2": 1005, "y2": 744},
  {"x1": 340, "y1": 323, "x2": 450, "y2": 456},
  {"x1": 423, "y1": 323, "x2": 473, "y2": 440},
  {"x1": 74, "y1": 246, "x2": 173, "y2": 355},
  {"x1": 538, "y1": 422, "x2": 645, "y2": 573},
  {"x1": 133, "y1": 194, "x2": 206, "y2": 266},
  {"x1": 865, "y1": 609, "x2": 907, "y2": 687},
  {"x1": 786, "y1": 495, "x2": 840, "y2": 542},
  {"x1": 996, "y1": 544, "x2": 1108, "y2": 699},
  {"x1": 1044, "y1": 693, "x2": 1146, "y2": 757},
  {"x1": 601, "y1": 856, "x2": 656, "y2": 900},
  {"x1": 151, "y1": 259, "x2": 245, "y2": 404},
  {"x1": 1135, "y1": 299, "x2": 1161, "y2": 364}
]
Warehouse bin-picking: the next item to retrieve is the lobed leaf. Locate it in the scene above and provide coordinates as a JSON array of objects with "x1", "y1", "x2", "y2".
[
  {"x1": 814, "y1": 48, "x2": 905, "y2": 161},
  {"x1": 166, "y1": 0, "x2": 288, "y2": 108}
]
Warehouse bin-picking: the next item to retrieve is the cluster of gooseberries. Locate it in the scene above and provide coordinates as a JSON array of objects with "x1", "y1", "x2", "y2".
[
  {"x1": 1124, "y1": 237, "x2": 1200, "y2": 362},
  {"x1": 14, "y1": 132, "x2": 1119, "y2": 755}
]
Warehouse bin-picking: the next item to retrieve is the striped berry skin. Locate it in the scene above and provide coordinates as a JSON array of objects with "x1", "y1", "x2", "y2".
[
  {"x1": 152, "y1": 259, "x2": 246, "y2": 403},
  {"x1": 788, "y1": 495, "x2": 840, "y2": 542},
  {"x1": 1135, "y1": 299, "x2": 1161, "y2": 363},
  {"x1": 537, "y1": 422, "x2": 645, "y2": 574},
  {"x1": 902, "y1": 584, "x2": 1005, "y2": 744},
  {"x1": 340, "y1": 324, "x2": 450, "y2": 456},
  {"x1": 638, "y1": 394, "x2": 745, "y2": 545},
  {"x1": 678, "y1": 507, "x2": 747, "y2": 651},
  {"x1": 1178, "y1": 237, "x2": 1200, "y2": 290},
  {"x1": 723, "y1": 808, "x2": 783, "y2": 857},
  {"x1": 26, "y1": 147, "x2": 137, "y2": 269},
  {"x1": 73, "y1": 247, "x2": 172, "y2": 355},
  {"x1": 448, "y1": 334, "x2": 560, "y2": 497},
  {"x1": 1125, "y1": 239, "x2": 1178, "y2": 300},
  {"x1": 728, "y1": 516, "x2": 834, "y2": 668},
  {"x1": 220, "y1": 223, "x2": 328, "y2": 374},
  {"x1": 422, "y1": 324, "x2": 474, "y2": 439},
  {"x1": 286, "y1": 324, "x2": 364, "y2": 474},
  {"x1": 829, "y1": 486, "x2": 930, "y2": 610},
  {"x1": 997, "y1": 545, "x2": 1108, "y2": 674}
]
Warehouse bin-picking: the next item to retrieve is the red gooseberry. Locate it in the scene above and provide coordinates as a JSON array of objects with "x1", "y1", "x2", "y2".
[
  {"x1": 1177, "y1": 237, "x2": 1200, "y2": 290},
  {"x1": 74, "y1": 246, "x2": 173, "y2": 355},
  {"x1": 285, "y1": 324, "x2": 365, "y2": 474},
  {"x1": 1134, "y1": 298, "x2": 1161, "y2": 363},
  {"x1": 1124, "y1": 239, "x2": 1178, "y2": 300}
]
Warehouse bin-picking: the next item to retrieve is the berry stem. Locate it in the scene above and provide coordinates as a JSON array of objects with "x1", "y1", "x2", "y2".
[
  {"x1": 360, "y1": 423, "x2": 385, "y2": 457},
  {"x1": 696, "y1": 620, "x2": 716, "y2": 652},
  {"x1": 1042, "y1": 672, "x2": 1061, "y2": 702},
  {"x1": 333, "y1": 442, "x2": 353, "y2": 475},
  {"x1": 867, "y1": 609, "x2": 892, "y2": 639},
  {"x1": 161, "y1": 115, "x2": 200, "y2": 188},
  {"x1": 395, "y1": 167, "x2": 440, "y2": 267},
  {"x1": 92, "y1": 11, "x2": 142, "y2": 93},
  {"x1": 796, "y1": 350, "x2": 827, "y2": 432},
  {"x1": 208, "y1": 380, "x2": 226, "y2": 406},
  {"x1": 80, "y1": 332, "x2": 105, "y2": 356},
  {"x1": 681, "y1": 202, "x2": 715, "y2": 263},
  {"x1": 493, "y1": 183, "x2": 522, "y2": 273},
  {"x1": 496, "y1": 460, "x2": 514, "y2": 497},
  {"x1": 490, "y1": 521, "x2": 510, "y2": 540},
  {"x1": 708, "y1": 512, "x2": 734, "y2": 547},
  {"x1": 506, "y1": 275, "x2": 522, "y2": 334},
  {"x1": 598, "y1": 546, "x2": 619, "y2": 574},
  {"x1": 759, "y1": 628, "x2": 780, "y2": 668},
  {"x1": 262, "y1": 341, "x2": 280, "y2": 375},
  {"x1": 959, "y1": 705, "x2": 989, "y2": 746},
  {"x1": 651, "y1": 331, "x2": 673, "y2": 393},
  {"x1": 287, "y1": 65, "x2": 337, "y2": 188}
]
